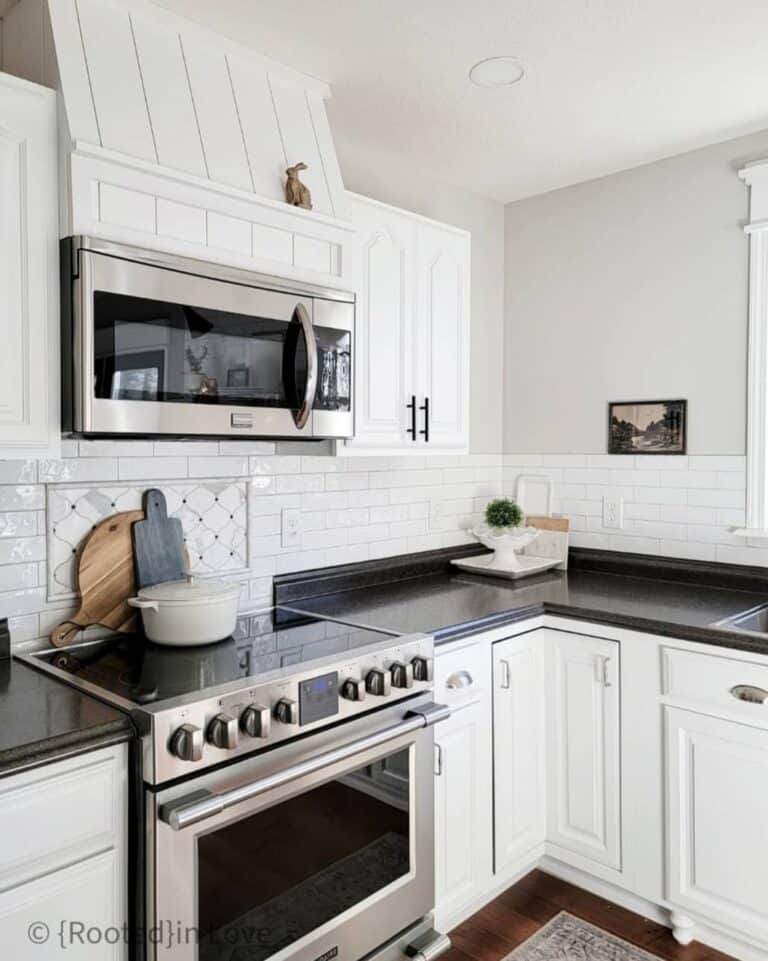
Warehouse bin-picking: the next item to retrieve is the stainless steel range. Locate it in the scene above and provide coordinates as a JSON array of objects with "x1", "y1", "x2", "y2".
[{"x1": 20, "y1": 611, "x2": 451, "y2": 961}]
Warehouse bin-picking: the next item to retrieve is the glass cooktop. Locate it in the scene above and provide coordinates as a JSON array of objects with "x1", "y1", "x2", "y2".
[{"x1": 31, "y1": 609, "x2": 395, "y2": 706}]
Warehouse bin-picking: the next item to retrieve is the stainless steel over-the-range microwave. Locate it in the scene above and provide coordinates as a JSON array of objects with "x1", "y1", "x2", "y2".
[{"x1": 62, "y1": 237, "x2": 355, "y2": 439}]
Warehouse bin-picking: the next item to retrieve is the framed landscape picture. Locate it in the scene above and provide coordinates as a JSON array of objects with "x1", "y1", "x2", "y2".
[{"x1": 608, "y1": 400, "x2": 687, "y2": 454}]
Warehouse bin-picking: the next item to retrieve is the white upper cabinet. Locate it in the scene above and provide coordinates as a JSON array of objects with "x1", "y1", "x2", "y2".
[
  {"x1": 0, "y1": 73, "x2": 59, "y2": 459},
  {"x1": 347, "y1": 193, "x2": 470, "y2": 454},
  {"x1": 347, "y1": 195, "x2": 416, "y2": 450},
  {"x1": 546, "y1": 630, "x2": 621, "y2": 871},
  {"x1": 414, "y1": 223, "x2": 471, "y2": 451}
]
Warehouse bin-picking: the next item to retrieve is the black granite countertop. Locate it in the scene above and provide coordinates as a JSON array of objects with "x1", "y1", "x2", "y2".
[
  {"x1": 280, "y1": 561, "x2": 768, "y2": 654},
  {"x1": 0, "y1": 659, "x2": 135, "y2": 778}
]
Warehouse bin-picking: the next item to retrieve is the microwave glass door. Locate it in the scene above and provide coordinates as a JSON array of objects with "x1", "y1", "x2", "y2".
[
  {"x1": 92, "y1": 291, "x2": 312, "y2": 413},
  {"x1": 196, "y1": 747, "x2": 410, "y2": 961}
]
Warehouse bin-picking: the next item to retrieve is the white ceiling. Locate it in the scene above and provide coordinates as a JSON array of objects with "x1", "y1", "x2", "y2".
[{"x1": 150, "y1": 0, "x2": 768, "y2": 202}]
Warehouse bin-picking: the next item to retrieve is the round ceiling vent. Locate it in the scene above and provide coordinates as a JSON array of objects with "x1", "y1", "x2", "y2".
[{"x1": 469, "y1": 56, "x2": 525, "y2": 88}]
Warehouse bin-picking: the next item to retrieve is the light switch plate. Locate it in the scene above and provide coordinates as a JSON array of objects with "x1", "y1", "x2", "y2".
[
  {"x1": 281, "y1": 508, "x2": 301, "y2": 548},
  {"x1": 602, "y1": 495, "x2": 624, "y2": 530}
]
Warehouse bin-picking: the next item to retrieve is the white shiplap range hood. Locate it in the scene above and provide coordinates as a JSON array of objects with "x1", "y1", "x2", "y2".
[{"x1": 8, "y1": 0, "x2": 353, "y2": 286}]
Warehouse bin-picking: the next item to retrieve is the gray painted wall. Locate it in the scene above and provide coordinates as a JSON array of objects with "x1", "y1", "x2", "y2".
[{"x1": 504, "y1": 128, "x2": 768, "y2": 454}]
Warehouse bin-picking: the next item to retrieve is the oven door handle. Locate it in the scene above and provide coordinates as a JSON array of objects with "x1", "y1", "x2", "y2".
[
  {"x1": 293, "y1": 302, "x2": 318, "y2": 429},
  {"x1": 160, "y1": 701, "x2": 451, "y2": 831}
]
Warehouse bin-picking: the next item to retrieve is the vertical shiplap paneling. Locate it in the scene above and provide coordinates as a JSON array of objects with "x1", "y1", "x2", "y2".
[
  {"x1": 227, "y1": 57, "x2": 285, "y2": 203},
  {"x1": 75, "y1": 0, "x2": 156, "y2": 161},
  {"x1": 269, "y1": 78, "x2": 332, "y2": 215},
  {"x1": 130, "y1": 15, "x2": 206, "y2": 178},
  {"x1": 306, "y1": 94, "x2": 346, "y2": 220},
  {"x1": 46, "y1": 0, "x2": 99, "y2": 143},
  {"x1": 180, "y1": 38, "x2": 252, "y2": 193}
]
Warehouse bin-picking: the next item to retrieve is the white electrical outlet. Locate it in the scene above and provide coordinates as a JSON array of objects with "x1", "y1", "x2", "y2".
[
  {"x1": 602, "y1": 495, "x2": 624, "y2": 530},
  {"x1": 281, "y1": 508, "x2": 301, "y2": 548}
]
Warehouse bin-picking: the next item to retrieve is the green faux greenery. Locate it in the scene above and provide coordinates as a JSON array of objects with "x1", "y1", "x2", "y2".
[{"x1": 484, "y1": 498, "x2": 523, "y2": 530}]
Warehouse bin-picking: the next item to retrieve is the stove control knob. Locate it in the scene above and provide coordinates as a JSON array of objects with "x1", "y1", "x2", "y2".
[
  {"x1": 366, "y1": 667, "x2": 392, "y2": 697},
  {"x1": 207, "y1": 713, "x2": 239, "y2": 750},
  {"x1": 390, "y1": 661, "x2": 414, "y2": 689},
  {"x1": 274, "y1": 698, "x2": 298, "y2": 725},
  {"x1": 169, "y1": 723, "x2": 203, "y2": 762},
  {"x1": 341, "y1": 677, "x2": 366, "y2": 702},
  {"x1": 241, "y1": 704, "x2": 271, "y2": 739},
  {"x1": 412, "y1": 656, "x2": 434, "y2": 682}
]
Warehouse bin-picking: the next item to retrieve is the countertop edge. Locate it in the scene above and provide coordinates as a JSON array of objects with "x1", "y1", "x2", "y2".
[{"x1": 0, "y1": 716, "x2": 136, "y2": 779}]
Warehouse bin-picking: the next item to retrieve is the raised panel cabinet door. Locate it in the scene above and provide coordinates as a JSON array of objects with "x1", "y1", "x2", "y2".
[
  {"x1": 0, "y1": 74, "x2": 59, "y2": 457},
  {"x1": 665, "y1": 707, "x2": 768, "y2": 943},
  {"x1": 434, "y1": 702, "x2": 491, "y2": 924},
  {"x1": 547, "y1": 631, "x2": 621, "y2": 870},
  {"x1": 0, "y1": 849, "x2": 125, "y2": 959},
  {"x1": 492, "y1": 635, "x2": 546, "y2": 874},
  {"x1": 414, "y1": 223, "x2": 470, "y2": 452},
  {"x1": 347, "y1": 195, "x2": 416, "y2": 450}
]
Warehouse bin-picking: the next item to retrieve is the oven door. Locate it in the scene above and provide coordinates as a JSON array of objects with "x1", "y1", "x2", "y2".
[
  {"x1": 72, "y1": 243, "x2": 354, "y2": 438},
  {"x1": 148, "y1": 696, "x2": 442, "y2": 961}
]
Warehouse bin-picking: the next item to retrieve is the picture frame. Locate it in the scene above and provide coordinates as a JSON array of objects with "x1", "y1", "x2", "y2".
[
  {"x1": 226, "y1": 366, "x2": 250, "y2": 389},
  {"x1": 608, "y1": 399, "x2": 687, "y2": 455}
]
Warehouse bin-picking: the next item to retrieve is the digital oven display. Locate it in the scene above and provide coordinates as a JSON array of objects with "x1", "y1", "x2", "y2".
[{"x1": 298, "y1": 671, "x2": 339, "y2": 725}]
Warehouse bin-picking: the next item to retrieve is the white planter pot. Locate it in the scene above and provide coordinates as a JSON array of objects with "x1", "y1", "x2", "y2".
[
  {"x1": 127, "y1": 576, "x2": 241, "y2": 647},
  {"x1": 471, "y1": 525, "x2": 541, "y2": 567}
]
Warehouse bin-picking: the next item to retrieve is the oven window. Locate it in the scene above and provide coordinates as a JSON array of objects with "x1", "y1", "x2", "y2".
[
  {"x1": 197, "y1": 748, "x2": 410, "y2": 961},
  {"x1": 92, "y1": 291, "x2": 309, "y2": 409}
]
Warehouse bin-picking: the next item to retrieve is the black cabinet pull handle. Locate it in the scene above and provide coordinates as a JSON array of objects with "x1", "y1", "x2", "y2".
[
  {"x1": 419, "y1": 396, "x2": 430, "y2": 442},
  {"x1": 406, "y1": 395, "x2": 417, "y2": 440}
]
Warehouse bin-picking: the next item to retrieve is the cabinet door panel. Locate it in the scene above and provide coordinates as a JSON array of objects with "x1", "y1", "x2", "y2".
[
  {"x1": 493, "y1": 635, "x2": 546, "y2": 872},
  {"x1": 666, "y1": 707, "x2": 768, "y2": 941},
  {"x1": 348, "y1": 197, "x2": 415, "y2": 450},
  {"x1": 547, "y1": 631, "x2": 621, "y2": 869},
  {"x1": 0, "y1": 849, "x2": 125, "y2": 959},
  {"x1": 416, "y1": 225, "x2": 470, "y2": 451},
  {"x1": 0, "y1": 76, "x2": 59, "y2": 457}
]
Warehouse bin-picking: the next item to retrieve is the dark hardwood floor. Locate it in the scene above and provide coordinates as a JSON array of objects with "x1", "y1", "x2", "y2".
[{"x1": 445, "y1": 870, "x2": 737, "y2": 961}]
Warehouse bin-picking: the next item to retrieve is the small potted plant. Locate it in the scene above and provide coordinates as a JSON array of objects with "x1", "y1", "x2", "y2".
[{"x1": 473, "y1": 497, "x2": 540, "y2": 564}]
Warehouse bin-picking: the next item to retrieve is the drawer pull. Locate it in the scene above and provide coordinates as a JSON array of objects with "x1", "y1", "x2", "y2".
[
  {"x1": 446, "y1": 670, "x2": 474, "y2": 689},
  {"x1": 730, "y1": 684, "x2": 768, "y2": 704},
  {"x1": 499, "y1": 659, "x2": 511, "y2": 689}
]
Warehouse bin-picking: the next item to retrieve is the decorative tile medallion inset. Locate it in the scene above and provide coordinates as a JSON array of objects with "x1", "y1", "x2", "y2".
[{"x1": 46, "y1": 481, "x2": 249, "y2": 601}]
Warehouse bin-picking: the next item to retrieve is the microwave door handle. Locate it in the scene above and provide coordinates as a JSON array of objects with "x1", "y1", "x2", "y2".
[
  {"x1": 160, "y1": 701, "x2": 450, "y2": 831},
  {"x1": 293, "y1": 303, "x2": 318, "y2": 429}
]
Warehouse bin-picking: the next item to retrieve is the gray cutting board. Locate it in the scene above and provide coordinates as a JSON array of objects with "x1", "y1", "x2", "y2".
[{"x1": 132, "y1": 489, "x2": 187, "y2": 589}]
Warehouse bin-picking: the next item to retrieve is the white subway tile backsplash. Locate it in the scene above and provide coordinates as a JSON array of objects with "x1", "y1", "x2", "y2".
[
  {"x1": 0, "y1": 513, "x2": 38, "y2": 538},
  {"x1": 39, "y1": 459, "x2": 118, "y2": 483},
  {"x1": 0, "y1": 461, "x2": 37, "y2": 484},
  {"x1": 0, "y1": 537, "x2": 45, "y2": 565},
  {"x1": 189, "y1": 456, "x2": 249, "y2": 478},
  {"x1": 119, "y1": 457, "x2": 188, "y2": 480},
  {"x1": 0, "y1": 486, "x2": 45, "y2": 511}
]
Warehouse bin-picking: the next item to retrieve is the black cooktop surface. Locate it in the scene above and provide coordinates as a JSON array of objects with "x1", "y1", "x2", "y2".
[{"x1": 31, "y1": 609, "x2": 395, "y2": 706}]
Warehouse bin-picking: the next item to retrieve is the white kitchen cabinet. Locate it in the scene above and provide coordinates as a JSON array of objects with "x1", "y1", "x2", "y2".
[
  {"x1": 0, "y1": 72, "x2": 59, "y2": 458},
  {"x1": 546, "y1": 630, "x2": 621, "y2": 871},
  {"x1": 433, "y1": 637, "x2": 492, "y2": 929},
  {"x1": 492, "y1": 634, "x2": 546, "y2": 873},
  {"x1": 665, "y1": 706, "x2": 768, "y2": 946},
  {"x1": 0, "y1": 744, "x2": 128, "y2": 959},
  {"x1": 346, "y1": 193, "x2": 470, "y2": 454}
]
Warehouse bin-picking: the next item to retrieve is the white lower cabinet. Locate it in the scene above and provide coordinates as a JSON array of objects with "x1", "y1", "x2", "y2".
[
  {"x1": 545, "y1": 630, "x2": 621, "y2": 871},
  {"x1": 0, "y1": 744, "x2": 128, "y2": 959},
  {"x1": 434, "y1": 702, "x2": 487, "y2": 922},
  {"x1": 492, "y1": 634, "x2": 546, "y2": 873},
  {"x1": 665, "y1": 706, "x2": 768, "y2": 945}
]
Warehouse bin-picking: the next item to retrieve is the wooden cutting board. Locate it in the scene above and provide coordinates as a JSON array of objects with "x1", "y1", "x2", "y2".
[{"x1": 49, "y1": 510, "x2": 144, "y2": 648}]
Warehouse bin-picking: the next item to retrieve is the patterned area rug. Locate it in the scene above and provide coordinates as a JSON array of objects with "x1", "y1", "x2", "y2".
[{"x1": 508, "y1": 912, "x2": 662, "y2": 961}]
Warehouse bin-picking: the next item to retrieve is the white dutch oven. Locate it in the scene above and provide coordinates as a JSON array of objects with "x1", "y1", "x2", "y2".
[{"x1": 127, "y1": 576, "x2": 241, "y2": 647}]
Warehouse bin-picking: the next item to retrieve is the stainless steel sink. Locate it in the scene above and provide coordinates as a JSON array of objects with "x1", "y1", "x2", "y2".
[{"x1": 714, "y1": 603, "x2": 768, "y2": 635}]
